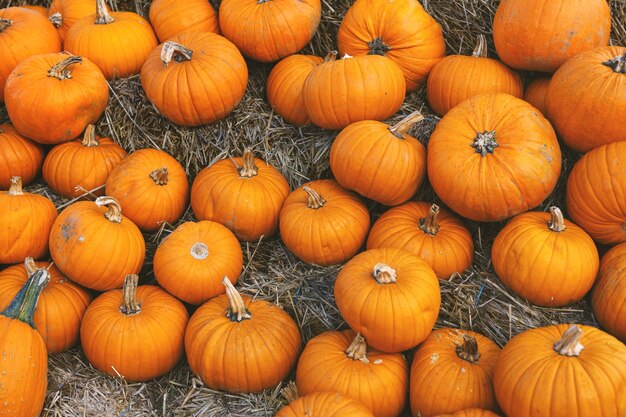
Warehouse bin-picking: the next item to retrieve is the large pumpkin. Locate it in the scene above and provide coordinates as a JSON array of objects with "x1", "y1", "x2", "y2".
[
  {"x1": 523, "y1": 77, "x2": 550, "y2": 116},
  {"x1": 141, "y1": 32, "x2": 248, "y2": 127},
  {"x1": 149, "y1": 0, "x2": 219, "y2": 43},
  {"x1": 219, "y1": 0, "x2": 321, "y2": 63},
  {"x1": 48, "y1": 0, "x2": 95, "y2": 42},
  {"x1": 276, "y1": 391, "x2": 375, "y2": 417},
  {"x1": 427, "y1": 93, "x2": 561, "y2": 222},
  {"x1": 0, "y1": 123, "x2": 44, "y2": 189},
  {"x1": 329, "y1": 110, "x2": 427, "y2": 206},
  {"x1": 337, "y1": 0, "x2": 445, "y2": 91},
  {"x1": 592, "y1": 243, "x2": 626, "y2": 342},
  {"x1": 492, "y1": 0, "x2": 611, "y2": 72}
]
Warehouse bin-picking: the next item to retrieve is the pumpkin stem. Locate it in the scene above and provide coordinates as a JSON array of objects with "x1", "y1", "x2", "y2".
[
  {"x1": 368, "y1": 37, "x2": 391, "y2": 56},
  {"x1": 81, "y1": 124, "x2": 100, "y2": 147},
  {"x1": 8, "y1": 176, "x2": 24, "y2": 196},
  {"x1": 324, "y1": 50, "x2": 338, "y2": 63},
  {"x1": 302, "y1": 186, "x2": 326, "y2": 209},
  {"x1": 471, "y1": 130, "x2": 498, "y2": 156},
  {"x1": 95, "y1": 196, "x2": 123, "y2": 223},
  {"x1": 119, "y1": 274, "x2": 141, "y2": 315},
  {"x1": 456, "y1": 334, "x2": 481, "y2": 364},
  {"x1": 472, "y1": 34, "x2": 488, "y2": 58},
  {"x1": 548, "y1": 206, "x2": 567, "y2": 232},
  {"x1": 0, "y1": 260, "x2": 50, "y2": 329},
  {"x1": 372, "y1": 263, "x2": 397, "y2": 284},
  {"x1": 602, "y1": 52, "x2": 626, "y2": 74},
  {"x1": 554, "y1": 325, "x2": 584, "y2": 357},
  {"x1": 95, "y1": 0, "x2": 114, "y2": 24},
  {"x1": 419, "y1": 204, "x2": 441, "y2": 235},
  {"x1": 24, "y1": 257, "x2": 37, "y2": 276},
  {"x1": 257, "y1": 0, "x2": 271, "y2": 3},
  {"x1": 150, "y1": 167, "x2": 169, "y2": 186},
  {"x1": 190, "y1": 242, "x2": 209, "y2": 260},
  {"x1": 282, "y1": 381, "x2": 299, "y2": 403},
  {"x1": 49, "y1": 12, "x2": 62, "y2": 27},
  {"x1": 223, "y1": 276, "x2": 251, "y2": 322},
  {"x1": 346, "y1": 332, "x2": 370, "y2": 363},
  {"x1": 0, "y1": 18, "x2": 12, "y2": 32},
  {"x1": 238, "y1": 148, "x2": 259, "y2": 178},
  {"x1": 389, "y1": 110, "x2": 424, "y2": 138},
  {"x1": 161, "y1": 41, "x2": 193, "y2": 66},
  {"x1": 48, "y1": 55, "x2": 82, "y2": 80}
]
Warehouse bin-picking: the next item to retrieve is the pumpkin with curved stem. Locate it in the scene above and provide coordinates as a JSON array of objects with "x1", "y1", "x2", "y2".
[
  {"x1": 523, "y1": 77, "x2": 550, "y2": 116},
  {"x1": 494, "y1": 324, "x2": 626, "y2": 417},
  {"x1": 434, "y1": 410, "x2": 501, "y2": 417},
  {"x1": 367, "y1": 202, "x2": 473, "y2": 280},
  {"x1": 80, "y1": 274, "x2": 188, "y2": 381},
  {"x1": 141, "y1": 32, "x2": 248, "y2": 126},
  {"x1": 64, "y1": 0, "x2": 158, "y2": 79},
  {"x1": 0, "y1": 124, "x2": 44, "y2": 189},
  {"x1": 296, "y1": 330, "x2": 408, "y2": 417},
  {"x1": 329, "y1": 110, "x2": 427, "y2": 206},
  {"x1": 427, "y1": 93, "x2": 561, "y2": 222},
  {"x1": 48, "y1": 0, "x2": 96, "y2": 42},
  {"x1": 0, "y1": 177, "x2": 58, "y2": 264},
  {"x1": 592, "y1": 243, "x2": 626, "y2": 342},
  {"x1": 279, "y1": 179, "x2": 370, "y2": 266},
  {"x1": 276, "y1": 391, "x2": 375, "y2": 417},
  {"x1": 219, "y1": 0, "x2": 321, "y2": 63},
  {"x1": 153, "y1": 221, "x2": 244, "y2": 305},
  {"x1": 149, "y1": 0, "x2": 219, "y2": 42},
  {"x1": 334, "y1": 248, "x2": 440, "y2": 352},
  {"x1": 185, "y1": 277, "x2": 302, "y2": 393},
  {"x1": 337, "y1": 0, "x2": 445, "y2": 91}
]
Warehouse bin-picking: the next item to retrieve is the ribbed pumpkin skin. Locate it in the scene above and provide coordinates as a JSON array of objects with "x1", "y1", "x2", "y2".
[
  {"x1": 141, "y1": 32, "x2": 248, "y2": 127},
  {"x1": 80, "y1": 285, "x2": 189, "y2": 381},
  {"x1": 276, "y1": 392, "x2": 375, "y2": 417},
  {"x1": 302, "y1": 54, "x2": 406, "y2": 130},
  {"x1": 0, "y1": 262, "x2": 91, "y2": 354},
  {"x1": 295, "y1": 329, "x2": 408, "y2": 417},
  {"x1": 48, "y1": 0, "x2": 95, "y2": 41},
  {"x1": 149, "y1": 0, "x2": 219, "y2": 42},
  {"x1": 153, "y1": 221, "x2": 244, "y2": 305},
  {"x1": 0, "y1": 7, "x2": 61, "y2": 103},
  {"x1": 219, "y1": 0, "x2": 321, "y2": 63},
  {"x1": 4, "y1": 53, "x2": 109, "y2": 145},
  {"x1": 0, "y1": 124, "x2": 44, "y2": 189},
  {"x1": 492, "y1": 0, "x2": 611, "y2": 72},
  {"x1": 592, "y1": 243, "x2": 626, "y2": 342},
  {"x1": 493, "y1": 324, "x2": 626, "y2": 417},
  {"x1": 334, "y1": 248, "x2": 441, "y2": 352},
  {"x1": 267, "y1": 54, "x2": 323, "y2": 126},
  {"x1": 545, "y1": 46, "x2": 626, "y2": 153},
  {"x1": 523, "y1": 77, "x2": 550, "y2": 116},
  {"x1": 434, "y1": 410, "x2": 501, "y2": 417},
  {"x1": 337, "y1": 0, "x2": 445, "y2": 91},
  {"x1": 410, "y1": 328, "x2": 501, "y2": 417},
  {"x1": 427, "y1": 93, "x2": 561, "y2": 222},
  {"x1": 367, "y1": 202, "x2": 474, "y2": 280}
]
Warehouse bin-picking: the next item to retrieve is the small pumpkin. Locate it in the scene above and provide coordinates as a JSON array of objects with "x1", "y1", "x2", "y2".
[
  {"x1": 592, "y1": 243, "x2": 626, "y2": 342},
  {"x1": 276, "y1": 390, "x2": 374, "y2": 417},
  {"x1": 334, "y1": 247, "x2": 440, "y2": 352},
  {"x1": 185, "y1": 277, "x2": 302, "y2": 393},
  {"x1": 329, "y1": 110, "x2": 427, "y2": 206},
  {"x1": 279, "y1": 179, "x2": 370, "y2": 266},
  {"x1": 149, "y1": 0, "x2": 219, "y2": 43},
  {"x1": 0, "y1": 123, "x2": 44, "y2": 189},
  {"x1": 80, "y1": 274, "x2": 189, "y2": 381},
  {"x1": 48, "y1": 0, "x2": 95, "y2": 42},
  {"x1": 434, "y1": 410, "x2": 501, "y2": 417},
  {"x1": 523, "y1": 77, "x2": 550, "y2": 116}
]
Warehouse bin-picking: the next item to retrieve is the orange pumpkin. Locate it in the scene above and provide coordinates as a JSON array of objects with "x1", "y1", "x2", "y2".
[
  {"x1": 592, "y1": 243, "x2": 626, "y2": 342},
  {"x1": 105, "y1": 148, "x2": 189, "y2": 232},
  {"x1": 523, "y1": 77, "x2": 550, "y2": 116},
  {"x1": 185, "y1": 277, "x2": 302, "y2": 393},
  {"x1": 153, "y1": 220, "x2": 244, "y2": 305},
  {"x1": 48, "y1": 0, "x2": 95, "y2": 42},
  {"x1": 219, "y1": 0, "x2": 321, "y2": 63},
  {"x1": 22, "y1": 5, "x2": 48, "y2": 16},
  {"x1": 149, "y1": 0, "x2": 219, "y2": 42},
  {"x1": 367, "y1": 202, "x2": 474, "y2": 280},
  {"x1": 279, "y1": 179, "x2": 370, "y2": 266},
  {"x1": 329, "y1": 110, "x2": 427, "y2": 206},
  {"x1": 427, "y1": 93, "x2": 561, "y2": 222},
  {"x1": 276, "y1": 391, "x2": 375, "y2": 417},
  {"x1": 0, "y1": 123, "x2": 44, "y2": 189},
  {"x1": 80, "y1": 274, "x2": 188, "y2": 382},
  {"x1": 434, "y1": 410, "x2": 501, "y2": 417},
  {"x1": 334, "y1": 248, "x2": 440, "y2": 352},
  {"x1": 296, "y1": 330, "x2": 408, "y2": 417},
  {"x1": 337, "y1": 0, "x2": 445, "y2": 91},
  {"x1": 141, "y1": 32, "x2": 248, "y2": 127}
]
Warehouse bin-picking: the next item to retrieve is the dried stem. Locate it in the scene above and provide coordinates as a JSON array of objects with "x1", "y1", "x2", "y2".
[
  {"x1": 119, "y1": 275, "x2": 141, "y2": 315},
  {"x1": 372, "y1": 263, "x2": 397, "y2": 284}
]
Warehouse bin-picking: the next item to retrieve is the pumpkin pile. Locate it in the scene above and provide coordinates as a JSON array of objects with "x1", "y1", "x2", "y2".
[{"x1": 0, "y1": 0, "x2": 625, "y2": 416}]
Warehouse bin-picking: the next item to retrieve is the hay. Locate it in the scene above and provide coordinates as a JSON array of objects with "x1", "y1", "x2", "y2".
[{"x1": 0, "y1": 0, "x2": 624, "y2": 415}]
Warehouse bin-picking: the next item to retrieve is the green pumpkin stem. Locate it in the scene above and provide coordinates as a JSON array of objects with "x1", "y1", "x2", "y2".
[
  {"x1": 472, "y1": 34, "x2": 488, "y2": 58},
  {"x1": 223, "y1": 276, "x2": 251, "y2": 322},
  {"x1": 302, "y1": 186, "x2": 326, "y2": 209},
  {"x1": 119, "y1": 274, "x2": 141, "y2": 315},
  {"x1": 389, "y1": 110, "x2": 424, "y2": 138},
  {"x1": 0, "y1": 18, "x2": 12, "y2": 32},
  {"x1": 0, "y1": 259, "x2": 50, "y2": 328},
  {"x1": 602, "y1": 52, "x2": 626, "y2": 74},
  {"x1": 554, "y1": 325, "x2": 584, "y2": 357},
  {"x1": 471, "y1": 130, "x2": 498, "y2": 156},
  {"x1": 346, "y1": 333, "x2": 370, "y2": 363},
  {"x1": 372, "y1": 263, "x2": 397, "y2": 284},
  {"x1": 150, "y1": 167, "x2": 169, "y2": 186},
  {"x1": 548, "y1": 206, "x2": 567, "y2": 232},
  {"x1": 368, "y1": 37, "x2": 391, "y2": 56},
  {"x1": 95, "y1": 0, "x2": 114, "y2": 24},
  {"x1": 95, "y1": 196, "x2": 123, "y2": 223},
  {"x1": 48, "y1": 55, "x2": 82, "y2": 80},
  {"x1": 49, "y1": 12, "x2": 62, "y2": 28},
  {"x1": 161, "y1": 41, "x2": 193, "y2": 66},
  {"x1": 8, "y1": 176, "x2": 23, "y2": 196},
  {"x1": 239, "y1": 148, "x2": 259, "y2": 178},
  {"x1": 456, "y1": 334, "x2": 481, "y2": 364},
  {"x1": 81, "y1": 124, "x2": 100, "y2": 147},
  {"x1": 419, "y1": 204, "x2": 441, "y2": 235}
]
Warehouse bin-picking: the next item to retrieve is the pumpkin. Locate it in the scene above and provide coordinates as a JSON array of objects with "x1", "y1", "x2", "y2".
[
  {"x1": 296, "y1": 330, "x2": 408, "y2": 417},
  {"x1": 48, "y1": 0, "x2": 95, "y2": 42},
  {"x1": 5, "y1": 52, "x2": 109, "y2": 145},
  {"x1": 141, "y1": 32, "x2": 248, "y2": 127},
  {"x1": 0, "y1": 123, "x2": 44, "y2": 189},
  {"x1": 334, "y1": 247, "x2": 440, "y2": 352},
  {"x1": 279, "y1": 179, "x2": 370, "y2": 266},
  {"x1": 0, "y1": 6, "x2": 61, "y2": 102},
  {"x1": 302, "y1": 52, "x2": 406, "y2": 130},
  {"x1": 43, "y1": 124, "x2": 127, "y2": 198},
  {"x1": 49, "y1": 196, "x2": 145, "y2": 291},
  {"x1": 149, "y1": 0, "x2": 219, "y2": 43},
  {"x1": 329, "y1": 110, "x2": 427, "y2": 206},
  {"x1": 22, "y1": 5, "x2": 48, "y2": 16},
  {"x1": 367, "y1": 202, "x2": 474, "y2": 280},
  {"x1": 427, "y1": 93, "x2": 561, "y2": 222},
  {"x1": 0, "y1": 262, "x2": 49, "y2": 417},
  {"x1": 0, "y1": 258, "x2": 91, "y2": 354},
  {"x1": 276, "y1": 391, "x2": 375, "y2": 417},
  {"x1": 592, "y1": 243, "x2": 626, "y2": 342},
  {"x1": 219, "y1": 0, "x2": 321, "y2": 63},
  {"x1": 337, "y1": 0, "x2": 445, "y2": 91},
  {"x1": 191, "y1": 148, "x2": 290, "y2": 241},
  {"x1": 523, "y1": 77, "x2": 550, "y2": 116},
  {"x1": 494, "y1": 324, "x2": 626, "y2": 417},
  {"x1": 434, "y1": 410, "x2": 501, "y2": 417},
  {"x1": 105, "y1": 148, "x2": 189, "y2": 232},
  {"x1": 491, "y1": 207, "x2": 599, "y2": 307},
  {"x1": 64, "y1": 0, "x2": 158, "y2": 79},
  {"x1": 266, "y1": 54, "x2": 323, "y2": 126},
  {"x1": 545, "y1": 46, "x2": 626, "y2": 153},
  {"x1": 410, "y1": 328, "x2": 501, "y2": 417},
  {"x1": 0, "y1": 177, "x2": 58, "y2": 264},
  {"x1": 153, "y1": 220, "x2": 244, "y2": 305},
  {"x1": 185, "y1": 277, "x2": 302, "y2": 393},
  {"x1": 492, "y1": 0, "x2": 611, "y2": 72},
  {"x1": 80, "y1": 274, "x2": 188, "y2": 381},
  {"x1": 427, "y1": 34, "x2": 523, "y2": 115}
]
